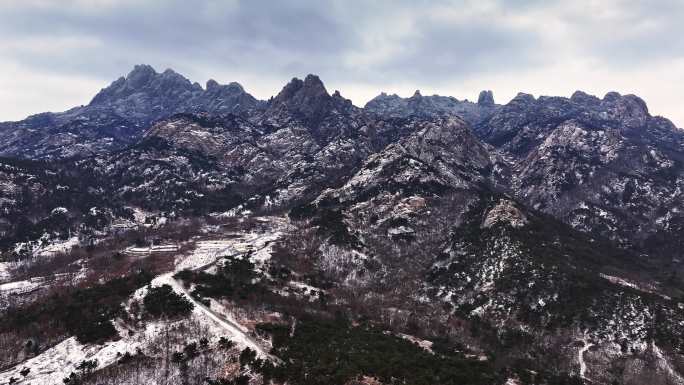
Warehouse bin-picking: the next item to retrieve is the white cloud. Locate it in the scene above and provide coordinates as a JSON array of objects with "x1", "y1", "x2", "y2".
[
  {"x1": 0, "y1": 60, "x2": 103, "y2": 121},
  {"x1": 0, "y1": 35, "x2": 102, "y2": 55},
  {"x1": 0, "y1": 0, "x2": 137, "y2": 10}
]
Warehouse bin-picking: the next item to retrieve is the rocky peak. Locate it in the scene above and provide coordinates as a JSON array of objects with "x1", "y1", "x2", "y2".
[
  {"x1": 363, "y1": 93, "x2": 407, "y2": 117},
  {"x1": 365, "y1": 90, "x2": 501, "y2": 129},
  {"x1": 498, "y1": 92, "x2": 537, "y2": 113},
  {"x1": 602, "y1": 91, "x2": 622, "y2": 103},
  {"x1": 268, "y1": 74, "x2": 347, "y2": 127},
  {"x1": 617, "y1": 94, "x2": 649, "y2": 116},
  {"x1": 161, "y1": 68, "x2": 181, "y2": 77},
  {"x1": 203, "y1": 79, "x2": 247, "y2": 95},
  {"x1": 570, "y1": 90, "x2": 600, "y2": 105},
  {"x1": 600, "y1": 92, "x2": 650, "y2": 125},
  {"x1": 365, "y1": 92, "x2": 401, "y2": 105},
  {"x1": 126, "y1": 64, "x2": 157, "y2": 88},
  {"x1": 331, "y1": 90, "x2": 353, "y2": 107},
  {"x1": 86, "y1": 65, "x2": 261, "y2": 119},
  {"x1": 403, "y1": 116, "x2": 492, "y2": 174},
  {"x1": 226, "y1": 82, "x2": 245, "y2": 92},
  {"x1": 511, "y1": 92, "x2": 536, "y2": 105},
  {"x1": 273, "y1": 75, "x2": 329, "y2": 105},
  {"x1": 206, "y1": 79, "x2": 220, "y2": 91},
  {"x1": 160, "y1": 68, "x2": 198, "y2": 91},
  {"x1": 194, "y1": 79, "x2": 258, "y2": 116},
  {"x1": 89, "y1": 64, "x2": 198, "y2": 106},
  {"x1": 477, "y1": 90, "x2": 495, "y2": 106},
  {"x1": 304, "y1": 74, "x2": 327, "y2": 91},
  {"x1": 275, "y1": 77, "x2": 304, "y2": 101}
]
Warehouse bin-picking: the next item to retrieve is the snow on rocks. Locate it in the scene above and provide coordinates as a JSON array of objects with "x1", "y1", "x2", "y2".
[
  {"x1": 482, "y1": 199, "x2": 528, "y2": 229},
  {"x1": 0, "y1": 217, "x2": 289, "y2": 384},
  {"x1": 0, "y1": 261, "x2": 11, "y2": 282},
  {"x1": 14, "y1": 236, "x2": 80, "y2": 258},
  {"x1": 51, "y1": 207, "x2": 68, "y2": 215},
  {"x1": 0, "y1": 333, "x2": 139, "y2": 385},
  {"x1": 124, "y1": 243, "x2": 180, "y2": 256},
  {"x1": 387, "y1": 226, "x2": 415, "y2": 236},
  {"x1": 649, "y1": 342, "x2": 684, "y2": 384},
  {"x1": 397, "y1": 333, "x2": 434, "y2": 353},
  {"x1": 174, "y1": 239, "x2": 237, "y2": 271},
  {"x1": 247, "y1": 231, "x2": 282, "y2": 264},
  {"x1": 578, "y1": 337, "x2": 594, "y2": 379},
  {"x1": 0, "y1": 278, "x2": 43, "y2": 296},
  {"x1": 0, "y1": 271, "x2": 87, "y2": 310},
  {"x1": 600, "y1": 273, "x2": 669, "y2": 299}
]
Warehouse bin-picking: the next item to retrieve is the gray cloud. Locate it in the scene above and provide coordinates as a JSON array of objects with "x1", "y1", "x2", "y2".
[
  {"x1": 0, "y1": 1, "x2": 355, "y2": 77},
  {"x1": 1, "y1": 0, "x2": 684, "y2": 126},
  {"x1": 556, "y1": 0, "x2": 684, "y2": 66},
  {"x1": 374, "y1": 20, "x2": 543, "y2": 84},
  {"x1": 0, "y1": 0, "x2": 546, "y2": 84}
]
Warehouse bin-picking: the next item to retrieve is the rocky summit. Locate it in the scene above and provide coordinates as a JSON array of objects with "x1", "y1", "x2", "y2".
[{"x1": 1, "y1": 65, "x2": 683, "y2": 385}]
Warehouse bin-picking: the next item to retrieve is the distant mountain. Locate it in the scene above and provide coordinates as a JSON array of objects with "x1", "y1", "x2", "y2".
[
  {"x1": 1, "y1": 65, "x2": 681, "y2": 257},
  {"x1": 364, "y1": 89, "x2": 499, "y2": 128},
  {"x1": 479, "y1": 91, "x2": 684, "y2": 262},
  {"x1": 0, "y1": 65, "x2": 260, "y2": 159},
  {"x1": 90, "y1": 64, "x2": 260, "y2": 120},
  {"x1": 1, "y1": 65, "x2": 681, "y2": 258}
]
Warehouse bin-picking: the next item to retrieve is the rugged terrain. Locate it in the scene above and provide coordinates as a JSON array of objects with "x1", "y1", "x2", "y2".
[{"x1": 1, "y1": 65, "x2": 683, "y2": 385}]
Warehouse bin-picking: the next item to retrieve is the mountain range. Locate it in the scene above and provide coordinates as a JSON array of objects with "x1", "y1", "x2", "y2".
[{"x1": 1, "y1": 65, "x2": 683, "y2": 385}]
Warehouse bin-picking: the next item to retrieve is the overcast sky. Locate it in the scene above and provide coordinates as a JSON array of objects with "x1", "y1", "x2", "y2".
[{"x1": 2, "y1": 0, "x2": 683, "y2": 126}]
